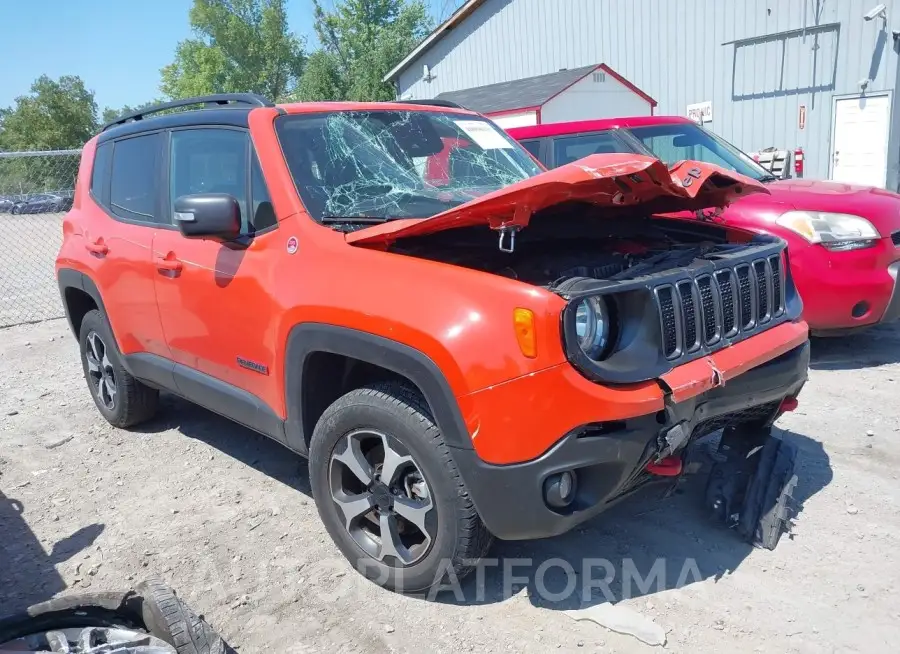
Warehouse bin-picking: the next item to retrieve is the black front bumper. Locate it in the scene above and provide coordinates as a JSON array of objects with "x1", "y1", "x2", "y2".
[{"x1": 453, "y1": 341, "x2": 810, "y2": 541}]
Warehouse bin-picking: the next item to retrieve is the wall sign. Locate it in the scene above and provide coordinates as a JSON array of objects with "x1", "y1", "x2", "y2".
[
  {"x1": 799, "y1": 104, "x2": 807, "y2": 130},
  {"x1": 687, "y1": 101, "x2": 713, "y2": 124}
]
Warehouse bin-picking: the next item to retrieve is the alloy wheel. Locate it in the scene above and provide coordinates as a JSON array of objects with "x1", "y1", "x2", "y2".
[
  {"x1": 85, "y1": 331, "x2": 117, "y2": 410},
  {"x1": 329, "y1": 429, "x2": 435, "y2": 567}
]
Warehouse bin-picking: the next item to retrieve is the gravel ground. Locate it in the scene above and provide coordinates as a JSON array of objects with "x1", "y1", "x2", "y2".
[{"x1": 2, "y1": 318, "x2": 899, "y2": 653}]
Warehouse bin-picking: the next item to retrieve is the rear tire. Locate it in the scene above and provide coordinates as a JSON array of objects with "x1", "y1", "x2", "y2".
[
  {"x1": 79, "y1": 309, "x2": 158, "y2": 428},
  {"x1": 309, "y1": 382, "x2": 492, "y2": 594}
]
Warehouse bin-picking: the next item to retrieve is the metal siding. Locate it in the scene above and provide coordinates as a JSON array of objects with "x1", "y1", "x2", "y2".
[{"x1": 398, "y1": 0, "x2": 900, "y2": 187}]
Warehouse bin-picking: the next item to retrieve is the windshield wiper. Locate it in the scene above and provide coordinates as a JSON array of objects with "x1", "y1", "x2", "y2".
[
  {"x1": 320, "y1": 215, "x2": 390, "y2": 224},
  {"x1": 758, "y1": 174, "x2": 779, "y2": 183}
]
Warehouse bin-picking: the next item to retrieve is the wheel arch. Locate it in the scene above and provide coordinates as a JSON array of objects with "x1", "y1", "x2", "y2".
[
  {"x1": 283, "y1": 323, "x2": 473, "y2": 455},
  {"x1": 57, "y1": 268, "x2": 110, "y2": 341}
]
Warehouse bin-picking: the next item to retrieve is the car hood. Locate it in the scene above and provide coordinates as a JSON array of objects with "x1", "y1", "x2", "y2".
[
  {"x1": 346, "y1": 154, "x2": 768, "y2": 247},
  {"x1": 762, "y1": 178, "x2": 900, "y2": 234}
]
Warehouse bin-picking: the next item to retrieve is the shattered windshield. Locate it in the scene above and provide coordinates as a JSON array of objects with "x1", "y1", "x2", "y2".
[
  {"x1": 628, "y1": 123, "x2": 774, "y2": 182},
  {"x1": 274, "y1": 111, "x2": 542, "y2": 222}
]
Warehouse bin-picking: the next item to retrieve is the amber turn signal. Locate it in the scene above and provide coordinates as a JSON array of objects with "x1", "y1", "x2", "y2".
[{"x1": 513, "y1": 308, "x2": 537, "y2": 358}]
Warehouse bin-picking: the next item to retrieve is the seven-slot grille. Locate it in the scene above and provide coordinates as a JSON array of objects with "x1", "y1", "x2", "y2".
[
  {"x1": 892, "y1": 230, "x2": 900, "y2": 247},
  {"x1": 655, "y1": 254, "x2": 786, "y2": 360}
]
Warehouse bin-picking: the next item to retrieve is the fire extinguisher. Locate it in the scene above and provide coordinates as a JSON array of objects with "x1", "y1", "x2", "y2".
[{"x1": 794, "y1": 147, "x2": 804, "y2": 178}]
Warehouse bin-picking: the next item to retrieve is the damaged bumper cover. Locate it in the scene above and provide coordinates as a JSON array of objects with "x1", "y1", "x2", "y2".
[{"x1": 453, "y1": 335, "x2": 809, "y2": 541}]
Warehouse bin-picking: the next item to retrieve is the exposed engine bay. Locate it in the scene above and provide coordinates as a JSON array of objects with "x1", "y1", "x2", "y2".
[{"x1": 388, "y1": 207, "x2": 753, "y2": 289}]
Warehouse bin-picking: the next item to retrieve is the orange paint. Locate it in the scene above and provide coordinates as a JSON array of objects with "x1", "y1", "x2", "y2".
[{"x1": 56, "y1": 101, "x2": 808, "y2": 468}]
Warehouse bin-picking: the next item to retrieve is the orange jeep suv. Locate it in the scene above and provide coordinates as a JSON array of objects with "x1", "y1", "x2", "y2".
[{"x1": 56, "y1": 94, "x2": 810, "y2": 593}]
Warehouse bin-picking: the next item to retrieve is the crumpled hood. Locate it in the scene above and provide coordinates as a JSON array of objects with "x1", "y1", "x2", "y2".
[
  {"x1": 346, "y1": 154, "x2": 769, "y2": 247},
  {"x1": 762, "y1": 178, "x2": 900, "y2": 235}
]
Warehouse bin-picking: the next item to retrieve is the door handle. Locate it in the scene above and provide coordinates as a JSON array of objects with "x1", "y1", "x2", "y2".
[
  {"x1": 85, "y1": 239, "x2": 108, "y2": 255},
  {"x1": 156, "y1": 254, "x2": 183, "y2": 273}
]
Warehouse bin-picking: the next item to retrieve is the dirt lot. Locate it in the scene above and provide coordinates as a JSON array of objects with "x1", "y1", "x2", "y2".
[{"x1": 2, "y1": 318, "x2": 899, "y2": 653}]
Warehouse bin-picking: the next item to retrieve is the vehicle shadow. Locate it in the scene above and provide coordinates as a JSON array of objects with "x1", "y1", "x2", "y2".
[
  {"x1": 810, "y1": 322, "x2": 900, "y2": 370},
  {"x1": 0, "y1": 489, "x2": 104, "y2": 614},
  {"x1": 437, "y1": 428, "x2": 832, "y2": 608},
  {"x1": 131, "y1": 396, "x2": 833, "y2": 611},
  {"x1": 134, "y1": 394, "x2": 312, "y2": 497}
]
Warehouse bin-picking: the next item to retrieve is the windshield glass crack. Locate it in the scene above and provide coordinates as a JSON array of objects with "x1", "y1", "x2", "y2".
[{"x1": 275, "y1": 110, "x2": 543, "y2": 224}]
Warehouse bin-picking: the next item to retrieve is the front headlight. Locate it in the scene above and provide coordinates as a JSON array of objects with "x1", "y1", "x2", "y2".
[
  {"x1": 574, "y1": 296, "x2": 611, "y2": 359},
  {"x1": 776, "y1": 211, "x2": 880, "y2": 251}
]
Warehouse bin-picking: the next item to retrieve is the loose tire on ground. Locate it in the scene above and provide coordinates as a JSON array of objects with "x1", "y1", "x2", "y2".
[
  {"x1": 706, "y1": 428, "x2": 799, "y2": 550},
  {"x1": 740, "y1": 433, "x2": 799, "y2": 550},
  {"x1": 309, "y1": 381, "x2": 493, "y2": 594},
  {"x1": 78, "y1": 309, "x2": 158, "y2": 428},
  {"x1": 0, "y1": 592, "x2": 144, "y2": 644},
  {"x1": 0, "y1": 582, "x2": 227, "y2": 653},
  {"x1": 136, "y1": 579, "x2": 226, "y2": 654}
]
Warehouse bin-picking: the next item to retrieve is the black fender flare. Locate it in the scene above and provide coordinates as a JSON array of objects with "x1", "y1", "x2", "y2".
[
  {"x1": 283, "y1": 323, "x2": 474, "y2": 454},
  {"x1": 56, "y1": 268, "x2": 111, "y2": 340}
]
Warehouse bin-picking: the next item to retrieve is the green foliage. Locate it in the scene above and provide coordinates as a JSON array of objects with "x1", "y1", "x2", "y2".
[
  {"x1": 0, "y1": 75, "x2": 96, "y2": 194},
  {"x1": 160, "y1": 0, "x2": 306, "y2": 102},
  {"x1": 296, "y1": 0, "x2": 432, "y2": 102},
  {"x1": 101, "y1": 99, "x2": 168, "y2": 126},
  {"x1": 0, "y1": 75, "x2": 98, "y2": 151},
  {"x1": 296, "y1": 51, "x2": 347, "y2": 102},
  {"x1": 0, "y1": 0, "x2": 438, "y2": 195}
]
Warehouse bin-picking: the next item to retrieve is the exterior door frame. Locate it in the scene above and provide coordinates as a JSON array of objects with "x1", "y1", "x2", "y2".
[{"x1": 829, "y1": 90, "x2": 892, "y2": 186}]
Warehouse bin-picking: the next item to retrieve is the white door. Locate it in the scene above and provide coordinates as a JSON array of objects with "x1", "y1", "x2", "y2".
[{"x1": 831, "y1": 94, "x2": 891, "y2": 187}]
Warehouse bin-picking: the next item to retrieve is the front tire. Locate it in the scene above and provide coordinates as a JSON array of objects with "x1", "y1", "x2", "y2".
[
  {"x1": 309, "y1": 382, "x2": 492, "y2": 594},
  {"x1": 78, "y1": 309, "x2": 158, "y2": 428}
]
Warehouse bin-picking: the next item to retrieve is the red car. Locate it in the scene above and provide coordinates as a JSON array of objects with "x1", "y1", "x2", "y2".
[{"x1": 508, "y1": 117, "x2": 900, "y2": 335}]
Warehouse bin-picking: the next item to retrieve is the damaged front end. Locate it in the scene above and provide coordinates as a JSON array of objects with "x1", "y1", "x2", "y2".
[
  {"x1": 346, "y1": 154, "x2": 810, "y2": 548},
  {"x1": 350, "y1": 154, "x2": 804, "y2": 386}
]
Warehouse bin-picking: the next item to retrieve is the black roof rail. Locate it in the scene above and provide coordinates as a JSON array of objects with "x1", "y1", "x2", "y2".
[
  {"x1": 101, "y1": 93, "x2": 274, "y2": 132},
  {"x1": 394, "y1": 98, "x2": 464, "y2": 109}
]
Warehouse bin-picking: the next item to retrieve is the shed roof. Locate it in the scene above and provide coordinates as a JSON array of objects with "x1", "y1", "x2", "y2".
[
  {"x1": 435, "y1": 65, "x2": 597, "y2": 115},
  {"x1": 434, "y1": 64, "x2": 657, "y2": 115}
]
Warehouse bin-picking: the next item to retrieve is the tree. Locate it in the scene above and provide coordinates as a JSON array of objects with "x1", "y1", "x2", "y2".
[
  {"x1": 101, "y1": 100, "x2": 167, "y2": 126},
  {"x1": 160, "y1": 0, "x2": 306, "y2": 102},
  {"x1": 298, "y1": 0, "x2": 432, "y2": 102},
  {"x1": 0, "y1": 75, "x2": 98, "y2": 194},
  {"x1": 0, "y1": 75, "x2": 98, "y2": 151},
  {"x1": 296, "y1": 51, "x2": 346, "y2": 101}
]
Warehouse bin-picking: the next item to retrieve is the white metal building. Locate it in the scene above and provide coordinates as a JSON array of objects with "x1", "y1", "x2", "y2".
[{"x1": 386, "y1": 0, "x2": 900, "y2": 190}]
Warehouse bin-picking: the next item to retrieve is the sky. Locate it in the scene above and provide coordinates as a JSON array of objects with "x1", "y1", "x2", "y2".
[{"x1": 0, "y1": 0, "x2": 457, "y2": 114}]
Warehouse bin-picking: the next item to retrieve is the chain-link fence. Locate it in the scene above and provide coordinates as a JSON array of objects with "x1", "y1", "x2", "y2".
[{"x1": 0, "y1": 149, "x2": 81, "y2": 328}]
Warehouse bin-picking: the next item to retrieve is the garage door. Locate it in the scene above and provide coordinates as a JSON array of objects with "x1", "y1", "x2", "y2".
[{"x1": 831, "y1": 94, "x2": 891, "y2": 187}]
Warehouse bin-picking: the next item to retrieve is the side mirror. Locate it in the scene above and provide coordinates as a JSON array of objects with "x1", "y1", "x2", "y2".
[{"x1": 173, "y1": 194, "x2": 241, "y2": 240}]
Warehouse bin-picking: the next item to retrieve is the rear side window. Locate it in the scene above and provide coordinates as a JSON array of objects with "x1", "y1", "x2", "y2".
[
  {"x1": 553, "y1": 131, "x2": 632, "y2": 166},
  {"x1": 90, "y1": 142, "x2": 112, "y2": 200},
  {"x1": 110, "y1": 133, "x2": 163, "y2": 223}
]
